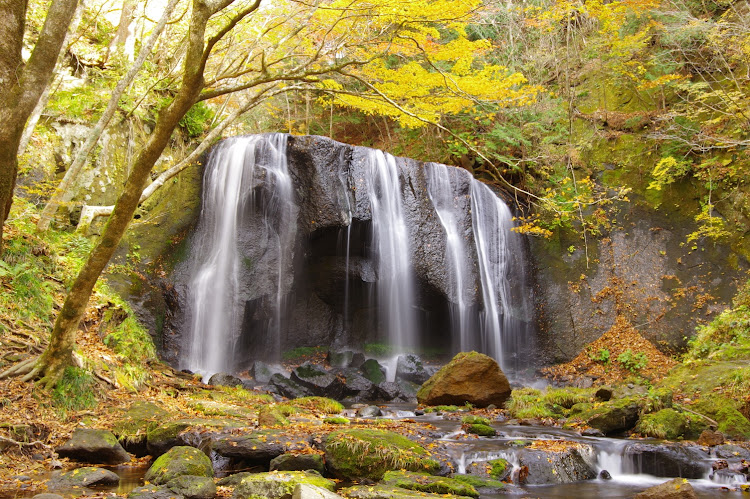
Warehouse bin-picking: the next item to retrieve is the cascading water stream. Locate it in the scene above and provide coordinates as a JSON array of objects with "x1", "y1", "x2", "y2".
[
  {"x1": 183, "y1": 134, "x2": 291, "y2": 377},
  {"x1": 426, "y1": 163, "x2": 472, "y2": 351},
  {"x1": 365, "y1": 148, "x2": 417, "y2": 354},
  {"x1": 470, "y1": 180, "x2": 518, "y2": 372}
]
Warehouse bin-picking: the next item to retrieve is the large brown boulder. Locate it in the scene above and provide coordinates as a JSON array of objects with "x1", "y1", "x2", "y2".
[
  {"x1": 416, "y1": 352, "x2": 511, "y2": 408},
  {"x1": 634, "y1": 478, "x2": 698, "y2": 499}
]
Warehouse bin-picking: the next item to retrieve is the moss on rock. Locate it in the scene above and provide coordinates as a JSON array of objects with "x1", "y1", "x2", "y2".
[
  {"x1": 324, "y1": 428, "x2": 440, "y2": 481},
  {"x1": 635, "y1": 409, "x2": 689, "y2": 440},
  {"x1": 233, "y1": 471, "x2": 334, "y2": 499},
  {"x1": 382, "y1": 471, "x2": 478, "y2": 497},
  {"x1": 465, "y1": 424, "x2": 496, "y2": 437},
  {"x1": 144, "y1": 446, "x2": 213, "y2": 485}
]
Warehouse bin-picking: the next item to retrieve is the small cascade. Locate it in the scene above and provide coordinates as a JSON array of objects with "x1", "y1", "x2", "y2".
[
  {"x1": 364, "y1": 148, "x2": 417, "y2": 352},
  {"x1": 425, "y1": 163, "x2": 472, "y2": 351},
  {"x1": 183, "y1": 134, "x2": 292, "y2": 376}
]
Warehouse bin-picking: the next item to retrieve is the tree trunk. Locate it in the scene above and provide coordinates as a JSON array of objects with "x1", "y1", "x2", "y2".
[
  {"x1": 0, "y1": 0, "x2": 80, "y2": 252},
  {"x1": 32, "y1": 0, "x2": 227, "y2": 386},
  {"x1": 108, "y1": 0, "x2": 138, "y2": 62},
  {"x1": 37, "y1": 0, "x2": 179, "y2": 232}
]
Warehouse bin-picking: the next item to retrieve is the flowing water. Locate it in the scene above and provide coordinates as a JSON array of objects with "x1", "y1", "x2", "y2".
[
  {"x1": 363, "y1": 148, "x2": 418, "y2": 353},
  {"x1": 182, "y1": 134, "x2": 292, "y2": 377},
  {"x1": 426, "y1": 163, "x2": 472, "y2": 351},
  {"x1": 180, "y1": 134, "x2": 532, "y2": 378}
]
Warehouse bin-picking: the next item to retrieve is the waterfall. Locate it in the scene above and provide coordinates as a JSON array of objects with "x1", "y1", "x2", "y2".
[
  {"x1": 182, "y1": 134, "x2": 291, "y2": 377},
  {"x1": 178, "y1": 134, "x2": 532, "y2": 377},
  {"x1": 425, "y1": 163, "x2": 472, "y2": 351},
  {"x1": 470, "y1": 180, "x2": 528, "y2": 373},
  {"x1": 364, "y1": 149, "x2": 417, "y2": 353}
]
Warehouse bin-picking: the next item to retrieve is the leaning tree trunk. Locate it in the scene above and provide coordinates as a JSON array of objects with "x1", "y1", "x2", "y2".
[
  {"x1": 37, "y1": 0, "x2": 179, "y2": 232},
  {"x1": 25, "y1": 0, "x2": 229, "y2": 387},
  {"x1": 0, "y1": 0, "x2": 80, "y2": 253}
]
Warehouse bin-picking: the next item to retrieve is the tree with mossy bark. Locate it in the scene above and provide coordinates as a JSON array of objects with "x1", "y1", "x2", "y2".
[{"x1": 0, "y1": 0, "x2": 80, "y2": 253}]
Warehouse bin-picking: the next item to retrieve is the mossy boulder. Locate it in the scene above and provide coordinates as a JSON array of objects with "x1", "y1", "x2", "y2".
[
  {"x1": 417, "y1": 352, "x2": 511, "y2": 408},
  {"x1": 324, "y1": 428, "x2": 441, "y2": 481},
  {"x1": 113, "y1": 401, "x2": 170, "y2": 456},
  {"x1": 166, "y1": 475, "x2": 217, "y2": 499},
  {"x1": 147, "y1": 419, "x2": 240, "y2": 456},
  {"x1": 48, "y1": 467, "x2": 120, "y2": 489},
  {"x1": 291, "y1": 397, "x2": 344, "y2": 415},
  {"x1": 144, "y1": 446, "x2": 213, "y2": 485},
  {"x1": 342, "y1": 485, "x2": 464, "y2": 499},
  {"x1": 360, "y1": 359, "x2": 386, "y2": 385},
  {"x1": 56, "y1": 428, "x2": 131, "y2": 464},
  {"x1": 450, "y1": 474, "x2": 505, "y2": 494},
  {"x1": 217, "y1": 473, "x2": 253, "y2": 487},
  {"x1": 465, "y1": 458, "x2": 511, "y2": 481},
  {"x1": 189, "y1": 400, "x2": 256, "y2": 419},
  {"x1": 635, "y1": 409, "x2": 689, "y2": 440},
  {"x1": 383, "y1": 471, "x2": 478, "y2": 498},
  {"x1": 232, "y1": 471, "x2": 334, "y2": 499},
  {"x1": 270, "y1": 453, "x2": 325, "y2": 474},
  {"x1": 461, "y1": 415, "x2": 491, "y2": 426},
  {"x1": 465, "y1": 424, "x2": 496, "y2": 437},
  {"x1": 691, "y1": 396, "x2": 750, "y2": 439},
  {"x1": 258, "y1": 406, "x2": 290, "y2": 427},
  {"x1": 573, "y1": 397, "x2": 641, "y2": 435},
  {"x1": 323, "y1": 416, "x2": 349, "y2": 425}
]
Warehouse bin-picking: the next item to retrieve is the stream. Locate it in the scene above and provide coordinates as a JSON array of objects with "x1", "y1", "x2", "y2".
[{"x1": 19, "y1": 405, "x2": 749, "y2": 499}]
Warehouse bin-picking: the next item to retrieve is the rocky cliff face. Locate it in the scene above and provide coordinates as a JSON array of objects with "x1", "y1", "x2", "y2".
[
  {"x1": 116, "y1": 134, "x2": 748, "y2": 370},
  {"x1": 531, "y1": 199, "x2": 749, "y2": 363}
]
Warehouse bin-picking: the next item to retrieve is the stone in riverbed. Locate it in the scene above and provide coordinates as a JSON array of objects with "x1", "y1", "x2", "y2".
[
  {"x1": 270, "y1": 453, "x2": 326, "y2": 474},
  {"x1": 416, "y1": 352, "x2": 511, "y2": 408},
  {"x1": 395, "y1": 354, "x2": 432, "y2": 385},
  {"x1": 112, "y1": 401, "x2": 170, "y2": 457},
  {"x1": 233, "y1": 471, "x2": 335, "y2": 499},
  {"x1": 166, "y1": 475, "x2": 217, "y2": 499},
  {"x1": 292, "y1": 484, "x2": 344, "y2": 499},
  {"x1": 144, "y1": 446, "x2": 213, "y2": 485},
  {"x1": 291, "y1": 363, "x2": 347, "y2": 399},
  {"x1": 212, "y1": 430, "x2": 311, "y2": 468},
  {"x1": 55, "y1": 428, "x2": 130, "y2": 464},
  {"x1": 48, "y1": 467, "x2": 120, "y2": 488},
  {"x1": 359, "y1": 359, "x2": 386, "y2": 385},
  {"x1": 207, "y1": 372, "x2": 243, "y2": 388},
  {"x1": 634, "y1": 478, "x2": 698, "y2": 498},
  {"x1": 129, "y1": 485, "x2": 185, "y2": 499},
  {"x1": 270, "y1": 373, "x2": 314, "y2": 399},
  {"x1": 516, "y1": 446, "x2": 597, "y2": 484}
]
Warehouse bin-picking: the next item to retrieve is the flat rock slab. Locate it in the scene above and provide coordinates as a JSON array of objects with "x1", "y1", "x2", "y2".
[
  {"x1": 233, "y1": 471, "x2": 335, "y2": 499},
  {"x1": 212, "y1": 430, "x2": 312, "y2": 466},
  {"x1": 48, "y1": 467, "x2": 120, "y2": 489},
  {"x1": 56, "y1": 428, "x2": 130, "y2": 464},
  {"x1": 634, "y1": 478, "x2": 698, "y2": 499},
  {"x1": 129, "y1": 485, "x2": 186, "y2": 499},
  {"x1": 293, "y1": 484, "x2": 344, "y2": 499}
]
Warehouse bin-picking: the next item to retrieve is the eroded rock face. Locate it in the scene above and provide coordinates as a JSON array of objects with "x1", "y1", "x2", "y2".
[{"x1": 416, "y1": 352, "x2": 511, "y2": 408}]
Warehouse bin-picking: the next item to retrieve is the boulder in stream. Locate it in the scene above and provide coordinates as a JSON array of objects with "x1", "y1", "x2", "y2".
[
  {"x1": 144, "y1": 446, "x2": 214, "y2": 485},
  {"x1": 324, "y1": 428, "x2": 441, "y2": 481},
  {"x1": 634, "y1": 478, "x2": 698, "y2": 499},
  {"x1": 48, "y1": 467, "x2": 120, "y2": 489},
  {"x1": 416, "y1": 352, "x2": 511, "y2": 408},
  {"x1": 165, "y1": 475, "x2": 217, "y2": 499},
  {"x1": 56, "y1": 428, "x2": 130, "y2": 464},
  {"x1": 233, "y1": 471, "x2": 335, "y2": 499}
]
